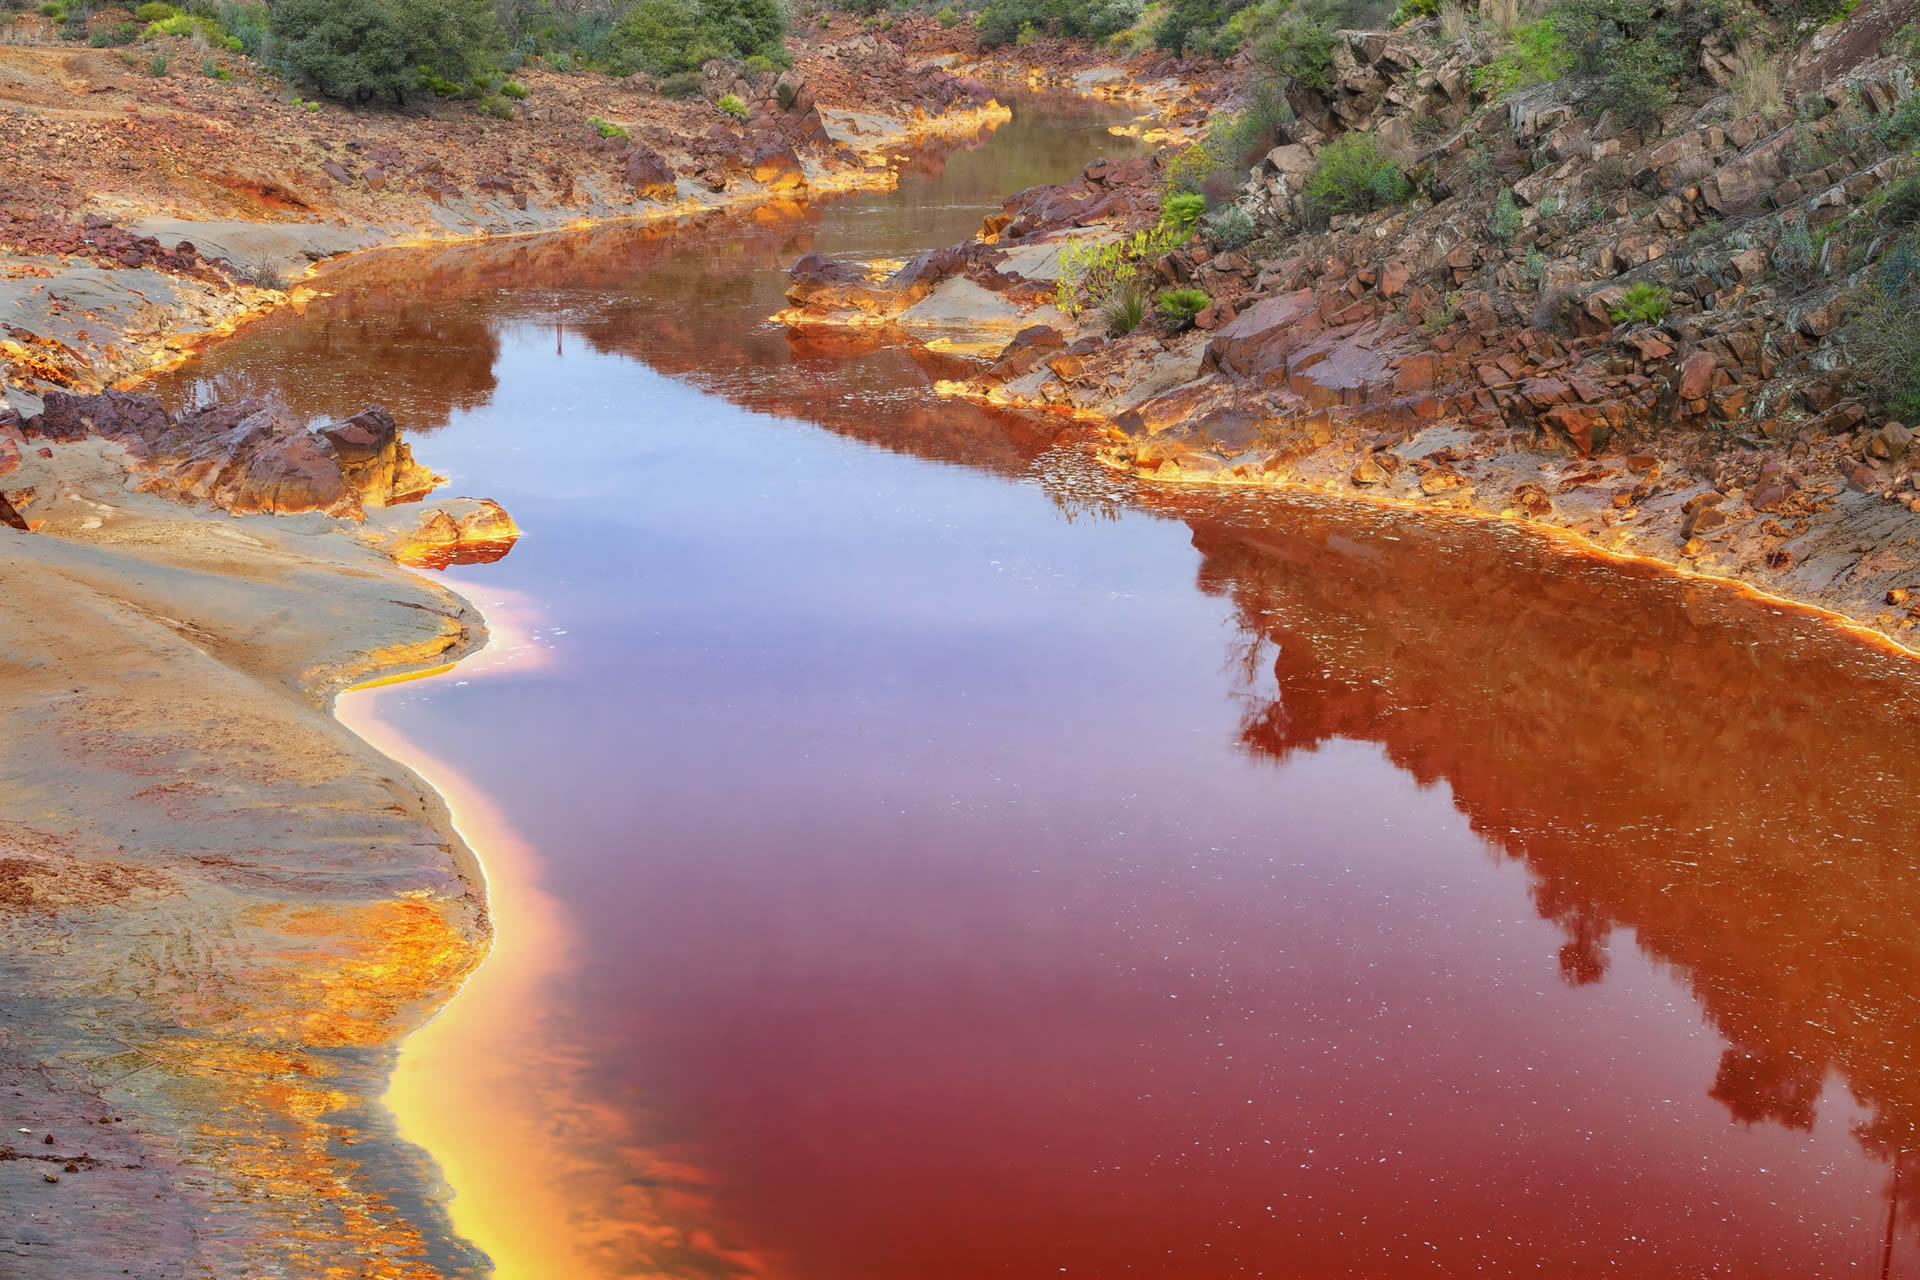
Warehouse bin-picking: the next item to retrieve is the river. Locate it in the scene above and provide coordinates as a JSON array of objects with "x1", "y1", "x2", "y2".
[{"x1": 151, "y1": 95, "x2": 1920, "y2": 1279}]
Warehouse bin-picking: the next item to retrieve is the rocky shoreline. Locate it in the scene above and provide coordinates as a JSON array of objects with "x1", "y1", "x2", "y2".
[{"x1": 778, "y1": 15, "x2": 1920, "y2": 649}]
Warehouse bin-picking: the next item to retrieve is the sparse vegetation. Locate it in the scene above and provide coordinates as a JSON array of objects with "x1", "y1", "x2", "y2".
[
  {"x1": 1728, "y1": 38, "x2": 1783, "y2": 118},
  {"x1": 589, "y1": 115, "x2": 629, "y2": 138},
  {"x1": 1302, "y1": 132, "x2": 1411, "y2": 224},
  {"x1": 717, "y1": 91, "x2": 748, "y2": 119},
  {"x1": 1156, "y1": 287, "x2": 1213, "y2": 328},
  {"x1": 1470, "y1": 17, "x2": 1567, "y2": 99},
  {"x1": 1206, "y1": 204, "x2": 1256, "y2": 249},
  {"x1": 1488, "y1": 184, "x2": 1522, "y2": 242},
  {"x1": 1055, "y1": 226, "x2": 1180, "y2": 317},
  {"x1": 238, "y1": 259, "x2": 287, "y2": 290},
  {"x1": 1849, "y1": 245, "x2": 1920, "y2": 420},
  {"x1": 1609, "y1": 280, "x2": 1672, "y2": 325},
  {"x1": 1161, "y1": 191, "x2": 1207, "y2": 233},
  {"x1": 1101, "y1": 279, "x2": 1149, "y2": 335}
]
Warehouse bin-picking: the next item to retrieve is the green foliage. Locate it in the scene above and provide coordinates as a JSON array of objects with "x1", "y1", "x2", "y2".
[
  {"x1": 201, "y1": 55, "x2": 230, "y2": 77},
  {"x1": 977, "y1": 0, "x2": 1140, "y2": 46},
  {"x1": 938, "y1": 1, "x2": 959, "y2": 21},
  {"x1": 716, "y1": 91, "x2": 748, "y2": 118},
  {"x1": 743, "y1": 52, "x2": 776, "y2": 73},
  {"x1": 149, "y1": 50, "x2": 167, "y2": 73},
  {"x1": 1520, "y1": 245, "x2": 1546, "y2": 290},
  {"x1": 589, "y1": 115, "x2": 629, "y2": 137},
  {"x1": 1489, "y1": 185, "x2": 1522, "y2": 242},
  {"x1": 133, "y1": 2, "x2": 177, "y2": 19},
  {"x1": 657, "y1": 69, "x2": 703, "y2": 97},
  {"x1": 1161, "y1": 190, "x2": 1207, "y2": 232},
  {"x1": 1772, "y1": 216, "x2": 1817, "y2": 282},
  {"x1": 271, "y1": 0, "x2": 502, "y2": 105},
  {"x1": 1549, "y1": 0, "x2": 1718, "y2": 129},
  {"x1": 476, "y1": 91, "x2": 512, "y2": 117},
  {"x1": 1162, "y1": 142, "x2": 1225, "y2": 197},
  {"x1": 1876, "y1": 96, "x2": 1920, "y2": 148},
  {"x1": 1389, "y1": 0, "x2": 1437, "y2": 23},
  {"x1": 1257, "y1": 4, "x2": 1338, "y2": 91},
  {"x1": 499, "y1": 77, "x2": 527, "y2": 97},
  {"x1": 1209, "y1": 76, "x2": 1294, "y2": 167},
  {"x1": 1850, "y1": 251, "x2": 1920, "y2": 421},
  {"x1": 775, "y1": 77, "x2": 798, "y2": 108},
  {"x1": 612, "y1": 0, "x2": 785, "y2": 77},
  {"x1": 1884, "y1": 176, "x2": 1920, "y2": 229},
  {"x1": 1101, "y1": 279, "x2": 1148, "y2": 335},
  {"x1": 37, "y1": 2, "x2": 61, "y2": 16},
  {"x1": 1206, "y1": 203, "x2": 1256, "y2": 248},
  {"x1": 88, "y1": 28, "x2": 111, "y2": 44},
  {"x1": 1470, "y1": 18, "x2": 1567, "y2": 99},
  {"x1": 1055, "y1": 226, "x2": 1180, "y2": 317},
  {"x1": 1608, "y1": 280, "x2": 1671, "y2": 324},
  {"x1": 1156, "y1": 287, "x2": 1212, "y2": 327},
  {"x1": 1303, "y1": 132, "x2": 1411, "y2": 222}
]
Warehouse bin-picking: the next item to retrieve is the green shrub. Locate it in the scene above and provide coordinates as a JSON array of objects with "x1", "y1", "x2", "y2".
[
  {"x1": 1205, "y1": 203, "x2": 1255, "y2": 248},
  {"x1": 1101, "y1": 279, "x2": 1148, "y2": 335},
  {"x1": 37, "y1": 2, "x2": 62, "y2": 16},
  {"x1": 202, "y1": 55, "x2": 230, "y2": 77},
  {"x1": 1772, "y1": 216, "x2": 1817, "y2": 282},
  {"x1": 1156, "y1": 287, "x2": 1212, "y2": 327},
  {"x1": 937, "y1": 3, "x2": 959, "y2": 22},
  {"x1": 1608, "y1": 280, "x2": 1671, "y2": 325},
  {"x1": 271, "y1": 0, "x2": 503, "y2": 105},
  {"x1": 1390, "y1": 0, "x2": 1437, "y2": 23},
  {"x1": 1877, "y1": 96, "x2": 1920, "y2": 148},
  {"x1": 1015, "y1": 17, "x2": 1038, "y2": 39},
  {"x1": 612, "y1": 0, "x2": 785, "y2": 77},
  {"x1": 88, "y1": 28, "x2": 111, "y2": 44},
  {"x1": 658, "y1": 68, "x2": 702, "y2": 97},
  {"x1": 1258, "y1": 5, "x2": 1337, "y2": 92},
  {"x1": 1162, "y1": 141, "x2": 1226, "y2": 196},
  {"x1": 133, "y1": 1, "x2": 177, "y2": 19},
  {"x1": 477, "y1": 92, "x2": 512, "y2": 116},
  {"x1": 1488, "y1": 184, "x2": 1521, "y2": 242},
  {"x1": 499, "y1": 77, "x2": 527, "y2": 97},
  {"x1": 1884, "y1": 176, "x2": 1920, "y2": 229},
  {"x1": 1470, "y1": 17, "x2": 1567, "y2": 99},
  {"x1": 1303, "y1": 132, "x2": 1411, "y2": 221},
  {"x1": 775, "y1": 78, "x2": 798, "y2": 108},
  {"x1": 1209, "y1": 76, "x2": 1295, "y2": 167},
  {"x1": 589, "y1": 114, "x2": 629, "y2": 137},
  {"x1": 1055, "y1": 226, "x2": 1180, "y2": 317},
  {"x1": 1161, "y1": 190, "x2": 1207, "y2": 231},
  {"x1": 717, "y1": 91, "x2": 748, "y2": 118},
  {"x1": 1849, "y1": 270, "x2": 1920, "y2": 421},
  {"x1": 149, "y1": 51, "x2": 167, "y2": 73}
]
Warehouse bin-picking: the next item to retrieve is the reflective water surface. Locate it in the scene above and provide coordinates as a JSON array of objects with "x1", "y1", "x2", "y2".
[{"x1": 154, "y1": 98, "x2": 1920, "y2": 1279}]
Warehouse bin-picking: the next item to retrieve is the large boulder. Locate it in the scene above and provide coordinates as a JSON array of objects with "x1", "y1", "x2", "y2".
[
  {"x1": 784, "y1": 252, "x2": 893, "y2": 315},
  {"x1": 31, "y1": 389, "x2": 170, "y2": 444},
  {"x1": 748, "y1": 138, "x2": 807, "y2": 192},
  {"x1": 625, "y1": 145, "x2": 678, "y2": 202},
  {"x1": 316, "y1": 405, "x2": 440, "y2": 507}
]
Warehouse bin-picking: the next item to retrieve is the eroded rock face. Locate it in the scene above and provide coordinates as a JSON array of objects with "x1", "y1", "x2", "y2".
[
  {"x1": 625, "y1": 145, "x2": 678, "y2": 202},
  {"x1": 748, "y1": 138, "x2": 807, "y2": 192},
  {"x1": 30, "y1": 391, "x2": 447, "y2": 518},
  {"x1": 785, "y1": 252, "x2": 893, "y2": 314}
]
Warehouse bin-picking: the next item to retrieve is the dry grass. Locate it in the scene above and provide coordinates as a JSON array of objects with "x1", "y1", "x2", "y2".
[
  {"x1": 1729, "y1": 39, "x2": 1784, "y2": 119},
  {"x1": 1439, "y1": 2, "x2": 1471, "y2": 42},
  {"x1": 1478, "y1": 0, "x2": 1524, "y2": 36}
]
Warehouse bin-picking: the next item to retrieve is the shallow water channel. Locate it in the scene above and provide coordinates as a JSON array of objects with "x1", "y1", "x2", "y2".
[{"x1": 154, "y1": 97, "x2": 1920, "y2": 1278}]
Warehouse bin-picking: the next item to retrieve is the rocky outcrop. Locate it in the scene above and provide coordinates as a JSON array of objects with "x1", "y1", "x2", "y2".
[
  {"x1": 381, "y1": 497, "x2": 521, "y2": 569},
  {"x1": 29, "y1": 391, "x2": 444, "y2": 518},
  {"x1": 624, "y1": 145, "x2": 679, "y2": 202},
  {"x1": 748, "y1": 138, "x2": 808, "y2": 192}
]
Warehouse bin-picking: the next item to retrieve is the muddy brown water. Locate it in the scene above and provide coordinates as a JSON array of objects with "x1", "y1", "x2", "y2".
[{"x1": 152, "y1": 97, "x2": 1920, "y2": 1278}]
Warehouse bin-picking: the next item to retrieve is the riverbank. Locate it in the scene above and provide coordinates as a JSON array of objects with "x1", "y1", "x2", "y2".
[{"x1": 778, "y1": 3, "x2": 1920, "y2": 648}]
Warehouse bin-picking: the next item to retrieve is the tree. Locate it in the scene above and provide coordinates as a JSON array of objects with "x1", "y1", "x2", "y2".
[
  {"x1": 610, "y1": 0, "x2": 785, "y2": 76},
  {"x1": 269, "y1": 0, "x2": 501, "y2": 103}
]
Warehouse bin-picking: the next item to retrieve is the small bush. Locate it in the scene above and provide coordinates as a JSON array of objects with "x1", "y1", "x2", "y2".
[
  {"x1": 1055, "y1": 226, "x2": 1180, "y2": 317},
  {"x1": 88, "y1": 28, "x2": 111, "y2": 44},
  {"x1": 1850, "y1": 272, "x2": 1920, "y2": 421},
  {"x1": 239, "y1": 259, "x2": 286, "y2": 290},
  {"x1": 1592, "y1": 153, "x2": 1629, "y2": 191},
  {"x1": 499, "y1": 78, "x2": 527, "y2": 98},
  {"x1": 1728, "y1": 39, "x2": 1782, "y2": 118},
  {"x1": 658, "y1": 70, "x2": 702, "y2": 98},
  {"x1": 1609, "y1": 280, "x2": 1671, "y2": 325},
  {"x1": 1520, "y1": 245, "x2": 1546, "y2": 291},
  {"x1": 133, "y1": 1, "x2": 177, "y2": 19},
  {"x1": 775, "y1": 78, "x2": 797, "y2": 108},
  {"x1": 1209, "y1": 77, "x2": 1294, "y2": 168},
  {"x1": 1162, "y1": 142, "x2": 1226, "y2": 198},
  {"x1": 717, "y1": 91, "x2": 748, "y2": 119},
  {"x1": 1161, "y1": 191, "x2": 1207, "y2": 232},
  {"x1": 148, "y1": 51, "x2": 167, "y2": 74},
  {"x1": 1303, "y1": 132, "x2": 1411, "y2": 222},
  {"x1": 1883, "y1": 176, "x2": 1920, "y2": 229},
  {"x1": 201, "y1": 55, "x2": 229, "y2": 78},
  {"x1": 1877, "y1": 96, "x2": 1920, "y2": 148},
  {"x1": 1471, "y1": 17, "x2": 1567, "y2": 100},
  {"x1": 937, "y1": 2, "x2": 958, "y2": 22},
  {"x1": 1488, "y1": 184, "x2": 1521, "y2": 242},
  {"x1": 1015, "y1": 17, "x2": 1038, "y2": 41},
  {"x1": 477, "y1": 92, "x2": 512, "y2": 117},
  {"x1": 1102, "y1": 279, "x2": 1148, "y2": 335},
  {"x1": 38, "y1": 2, "x2": 62, "y2": 16},
  {"x1": 1389, "y1": 0, "x2": 1437, "y2": 23},
  {"x1": 590, "y1": 115, "x2": 630, "y2": 138},
  {"x1": 1259, "y1": 8, "x2": 1338, "y2": 93},
  {"x1": 1772, "y1": 217, "x2": 1817, "y2": 282},
  {"x1": 1206, "y1": 204, "x2": 1255, "y2": 249},
  {"x1": 1156, "y1": 287, "x2": 1212, "y2": 328}
]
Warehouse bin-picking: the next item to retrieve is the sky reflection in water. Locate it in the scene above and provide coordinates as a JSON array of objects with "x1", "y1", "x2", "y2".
[{"x1": 155, "y1": 98, "x2": 1920, "y2": 1279}]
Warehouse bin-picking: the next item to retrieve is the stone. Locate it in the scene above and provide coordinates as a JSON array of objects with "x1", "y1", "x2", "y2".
[
  {"x1": 1676, "y1": 351, "x2": 1718, "y2": 403},
  {"x1": 625, "y1": 145, "x2": 678, "y2": 201},
  {"x1": 1351, "y1": 455, "x2": 1388, "y2": 486},
  {"x1": 315, "y1": 406, "x2": 439, "y2": 506},
  {"x1": 748, "y1": 138, "x2": 807, "y2": 192},
  {"x1": 1378, "y1": 258, "x2": 1409, "y2": 299}
]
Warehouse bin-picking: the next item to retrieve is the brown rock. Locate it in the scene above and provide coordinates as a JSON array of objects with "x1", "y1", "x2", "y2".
[
  {"x1": 1676, "y1": 350, "x2": 1718, "y2": 403},
  {"x1": 1351, "y1": 455, "x2": 1388, "y2": 486},
  {"x1": 748, "y1": 138, "x2": 807, "y2": 192},
  {"x1": 625, "y1": 145, "x2": 678, "y2": 201}
]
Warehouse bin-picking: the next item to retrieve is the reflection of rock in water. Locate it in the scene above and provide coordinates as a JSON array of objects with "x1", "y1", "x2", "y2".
[{"x1": 1171, "y1": 492, "x2": 1920, "y2": 1186}]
